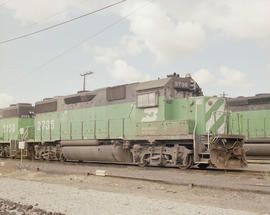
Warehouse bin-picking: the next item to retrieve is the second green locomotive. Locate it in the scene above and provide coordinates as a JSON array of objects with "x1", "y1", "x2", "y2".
[
  {"x1": 0, "y1": 103, "x2": 34, "y2": 157},
  {"x1": 228, "y1": 94, "x2": 270, "y2": 159}
]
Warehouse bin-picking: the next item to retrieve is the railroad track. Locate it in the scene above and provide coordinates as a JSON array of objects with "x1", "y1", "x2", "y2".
[
  {"x1": 2, "y1": 158, "x2": 270, "y2": 194},
  {"x1": 15, "y1": 159, "x2": 270, "y2": 178},
  {"x1": 65, "y1": 160, "x2": 270, "y2": 175},
  {"x1": 2, "y1": 157, "x2": 270, "y2": 173},
  {"x1": 247, "y1": 159, "x2": 270, "y2": 164},
  {"x1": 3, "y1": 158, "x2": 270, "y2": 176}
]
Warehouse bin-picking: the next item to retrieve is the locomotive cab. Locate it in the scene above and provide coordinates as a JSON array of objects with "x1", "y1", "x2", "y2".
[{"x1": 133, "y1": 73, "x2": 247, "y2": 169}]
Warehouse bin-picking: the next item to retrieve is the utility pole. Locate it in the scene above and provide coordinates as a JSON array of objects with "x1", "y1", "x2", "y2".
[
  {"x1": 220, "y1": 91, "x2": 228, "y2": 98},
  {"x1": 80, "y1": 71, "x2": 93, "y2": 91}
]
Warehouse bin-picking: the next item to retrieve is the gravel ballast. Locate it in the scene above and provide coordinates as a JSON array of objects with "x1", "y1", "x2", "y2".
[
  {"x1": 0, "y1": 198, "x2": 64, "y2": 215},
  {"x1": 0, "y1": 177, "x2": 260, "y2": 215}
]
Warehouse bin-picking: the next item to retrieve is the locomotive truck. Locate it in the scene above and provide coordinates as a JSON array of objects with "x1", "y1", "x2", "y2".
[{"x1": 0, "y1": 73, "x2": 247, "y2": 169}]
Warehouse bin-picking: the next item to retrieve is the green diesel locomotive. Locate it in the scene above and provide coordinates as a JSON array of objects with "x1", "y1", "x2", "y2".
[
  {"x1": 0, "y1": 103, "x2": 34, "y2": 157},
  {"x1": 0, "y1": 74, "x2": 247, "y2": 169}
]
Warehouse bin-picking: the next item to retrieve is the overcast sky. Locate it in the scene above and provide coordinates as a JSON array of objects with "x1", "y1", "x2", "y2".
[{"x1": 0, "y1": 0, "x2": 270, "y2": 107}]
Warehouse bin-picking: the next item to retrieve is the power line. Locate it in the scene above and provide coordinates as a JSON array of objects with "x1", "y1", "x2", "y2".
[
  {"x1": 1, "y1": 0, "x2": 153, "y2": 91},
  {"x1": 16, "y1": 1, "x2": 152, "y2": 80},
  {"x1": 0, "y1": 0, "x2": 127, "y2": 45},
  {"x1": 15, "y1": 0, "x2": 89, "y2": 34},
  {"x1": 15, "y1": 17, "x2": 127, "y2": 81}
]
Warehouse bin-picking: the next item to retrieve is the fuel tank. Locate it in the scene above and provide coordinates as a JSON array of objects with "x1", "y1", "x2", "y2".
[
  {"x1": 245, "y1": 144, "x2": 270, "y2": 158},
  {"x1": 61, "y1": 144, "x2": 133, "y2": 163},
  {"x1": 244, "y1": 138, "x2": 270, "y2": 158}
]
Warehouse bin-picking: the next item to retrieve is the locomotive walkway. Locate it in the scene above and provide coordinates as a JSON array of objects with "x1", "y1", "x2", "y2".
[{"x1": 1, "y1": 159, "x2": 270, "y2": 195}]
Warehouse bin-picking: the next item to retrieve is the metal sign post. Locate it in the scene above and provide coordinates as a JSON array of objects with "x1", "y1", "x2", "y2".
[{"x1": 18, "y1": 141, "x2": 25, "y2": 168}]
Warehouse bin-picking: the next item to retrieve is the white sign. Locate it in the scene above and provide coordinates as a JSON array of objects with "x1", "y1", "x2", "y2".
[
  {"x1": 141, "y1": 108, "x2": 158, "y2": 122},
  {"x1": 19, "y1": 128, "x2": 24, "y2": 135},
  {"x1": 18, "y1": 141, "x2": 25, "y2": 150}
]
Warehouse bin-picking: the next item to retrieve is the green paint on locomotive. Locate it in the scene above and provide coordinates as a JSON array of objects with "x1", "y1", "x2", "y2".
[
  {"x1": 35, "y1": 95, "x2": 227, "y2": 142},
  {"x1": 0, "y1": 117, "x2": 35, "y2": 142},
  {"x1": 166, "y1": 96, "x2": 226, "y2": 135},
  {"x1": 228, "y1": 109, "x2": 270, "y2": 138}
]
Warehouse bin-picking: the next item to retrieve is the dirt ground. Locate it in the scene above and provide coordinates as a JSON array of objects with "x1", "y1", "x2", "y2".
[{"x1": 0, "y1": 161, "x2": 270, "y2": 215}]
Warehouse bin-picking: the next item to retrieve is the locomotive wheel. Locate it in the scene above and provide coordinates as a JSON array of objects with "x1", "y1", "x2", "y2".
[
  {"x1": 138, "y1": 154, "x2": 149, "y2": 167},
  {"x1": 59, "y1": 153, "x2": 66, "y2": 162},
  {"x1": 198, "y1": 163, "x2": 209, "y2": 169},
  {"x1": 179, "y1": 154, "x2": 193, "y2": 169},
  {"x1": 138, "y1": 159, "x2": 148, "y2": 167}
]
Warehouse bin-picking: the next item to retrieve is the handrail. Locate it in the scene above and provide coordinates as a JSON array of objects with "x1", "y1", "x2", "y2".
[{"x1": 193, "y1": 101, "x2": 198, "y2": 162}]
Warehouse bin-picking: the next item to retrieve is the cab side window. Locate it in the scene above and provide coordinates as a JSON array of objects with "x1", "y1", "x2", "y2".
[{"x1": 137, "y1": 92, "x2": 158, "y2": 108}]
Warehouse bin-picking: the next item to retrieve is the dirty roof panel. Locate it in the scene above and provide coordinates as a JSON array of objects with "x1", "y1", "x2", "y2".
[{"x1": 136, "y1": 77, "x2": 171, "y2": 91}]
